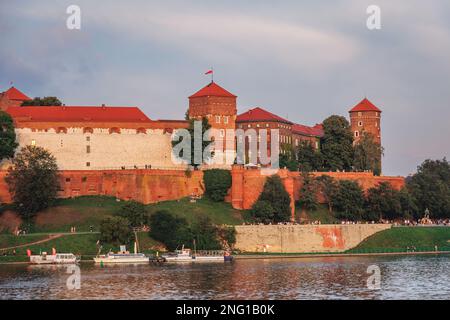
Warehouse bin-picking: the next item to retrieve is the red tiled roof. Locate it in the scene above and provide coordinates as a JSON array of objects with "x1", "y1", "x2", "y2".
[
  {"x1": 3, "y1": 87, "x2": 31, "y2": 101},
  {"x1": 292, "y1": 123, "x2": 324, "y2": 137},
  {"x1": 349, "y1": 98, "x2": 381, "y2": 113},
  {"x1": 189, "y1": 82, "x2": 236, "y2": 98},
  {"x1": 236, "y1": 107, "x2": 292, "y2": 124},
  {"x1": 6, "y1": 106, "x2": 152, "y2": 123}
]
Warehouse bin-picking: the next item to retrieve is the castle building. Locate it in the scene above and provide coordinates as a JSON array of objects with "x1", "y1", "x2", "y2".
[
  {"x1": 348, "y1": 98, "x2": 382, "y2": 145},
  {"x1": 0, "y1": 84, "x2": 381, "y2": 172}
]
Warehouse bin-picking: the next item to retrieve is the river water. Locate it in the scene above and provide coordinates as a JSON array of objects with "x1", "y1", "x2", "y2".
[{"x1": 0, "y1": 255, "x2": 449, "y2": 300}]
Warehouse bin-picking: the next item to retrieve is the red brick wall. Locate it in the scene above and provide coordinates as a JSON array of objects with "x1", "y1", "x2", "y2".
[{"x1": 0, "y1": 169, "x2": 204, "y2": 205}]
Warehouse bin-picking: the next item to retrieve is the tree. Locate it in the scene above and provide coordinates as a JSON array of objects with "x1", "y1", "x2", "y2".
[
  {"x1": 172, "y1": 117, "x2": 213, "y2": 168},
  {"x1": 5, "y1": 146, "x2": 59, "y2": 218},
  {"x1": 149, "y1": 210, "x2": 193, "y2": 251},
  {"x1": 321, "y1": 115, "x2": 354, "y2": 171},
  {"x1": 21, "y1": 96, "x2": 62, "y2": 106},
  {"x1": 99, "y1": 216, "x2": 133, "y2": 246},
  {"x1": 0, "y1": 111, "x2": 18, "y2": 161},
  {"x1": 203, "y1": 169, "x2": 232, "y2": 201},
  {"x1": 315, "y1": 175, "x2": 339, "y2": 213},
  {"x1": 251, "y1": 200, "x2": 275, "y2": 224},
  {"x1": 297, "y1": 173, "x2": 318, "y2": 211},
  {"x1": 117, "y1": 200, "x2": 148, "y2": 228},
  {"x1": 398, "y1": 187, "x2": 419, "y2": 219},
  {"x1": 365, "y1": 182, "x2": 402, "y2": 221},
  {"x1": 253, "y1": 175, "x2": 292, "y2": 222},
  {"x1": 407, "y1": 158, "x2": 450, "y2": 219},
  {"x1": 332, "y1": 180, "x2": 365, "y2": 220},
  {"x1": 297, "y1": 141, "x2": 323, "y2": 172},
  {"x1": 191, "y1": 215, "x2": 221, "y2": 250},
  {"x1": 279, "y1": 145, "x2": 298, "y2": 171},
  {"x1": 353, "y1": 131, "x2": 384, "y2": 175}
]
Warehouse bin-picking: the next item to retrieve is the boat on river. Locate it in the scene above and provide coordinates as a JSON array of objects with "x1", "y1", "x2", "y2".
[
  {"x1": 29, "y1": 252, "x2": 79, "y2": 265},
  {"x1": 94, "y1": 244, "x2": 149, "y2": 264},
  {"x1": 162, "y1": 245, "x2": 233, "y2": 262}
]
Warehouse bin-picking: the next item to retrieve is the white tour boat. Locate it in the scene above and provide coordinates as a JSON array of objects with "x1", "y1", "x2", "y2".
[
  {"x1": 162, "y1": 245, "x2": 232, "y2": 262},
  {"x1": 94, "y1": 244, "x2": 149, "y2": 264},
  {"x1": 29, "y1": 252, "x2": 79, "y2": 265}
]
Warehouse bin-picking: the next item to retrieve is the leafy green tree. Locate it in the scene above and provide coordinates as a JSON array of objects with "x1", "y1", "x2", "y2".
[
  {"x1": 117, "y1": 200, "x2": 148, "y2": 228},
  {"x1": 172, "y1": 117, "x2": 213, "y2": 168},
  {"x1": 254, "y1": 175, "x2": 292, "y2": 222},
  {"x1": 99, "y1": 216, "x2": 133, "y2": 246},
  {"x1": 149, "y1": 210, "x2": 193, "y2": 251},
  {"x1": 203, "y1": 169, "x2": 232, "y2": 201},
  {"x1": 353, "y1": 131, "x2": 384, "y2": 175},
  {"x1": 365, "y1": 182, "x2": 402, "y2": 221},
  {"x1": 321, "y1": 115, "x2": 354, "y2": 171},
  {"x1": 315, "y1": 175, "x2": 339, "y2": 213},
  {"x1": 407, "y1": 158, "x2": 450, "y2": 218},
  {"x1": 297, "y1": 173, "x2": 318, "y2": 211},
  {"x1": 297, "y1": 141, "x2": 323, "y2": 171},
  {"x1": 191, "y1": 215, "x2": 221, "y2": 250},
  {"x1": 332, "y1": 180, "x2": 365, "y2": 220},
  {"x1": 5, "y1": 146, "x2": 59, "y2": 218},
  {"x1": 398, "y1": 187, "x2": 419, "y2": 219},
  {"x1": 251, "y1": 200, "x2": 275, "y2": 223},
  {"x1": 0, "y1": 111, "x2": 18, "y2": 161},
  {"x1": 279, "y1": 145, "x2": 298, "y2": 171},
  {"x1": 21, "y1": 96, "x2": 62, "y2": 106}
]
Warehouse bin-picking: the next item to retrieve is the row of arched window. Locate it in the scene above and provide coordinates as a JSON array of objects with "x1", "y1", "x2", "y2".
[{"x1": 54, "y1": 127, "x2": 148, "y2": 134}]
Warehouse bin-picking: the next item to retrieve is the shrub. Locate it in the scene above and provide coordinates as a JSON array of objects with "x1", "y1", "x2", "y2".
[
  {"x1": 99, "y1": 216, "x2": 133, "y2": 246},
  {"x1": 149, "y1": 210, "x2": 192, "y2": 251},
  {"x1": 254, "y1": 175, "x2": 291, "y2": 222},
  {"x1": 251, "y1": 200, "x2": 274, "y2": 223},
  {"x1": 332, "y1": 180, "x2": 365, "y2": 220},
  {"x1": 117, "y1": 200, "x2": 148, "y2": 228},
  {"x1": 203, "y1": 169, "x2": 232, "y2": 202}
]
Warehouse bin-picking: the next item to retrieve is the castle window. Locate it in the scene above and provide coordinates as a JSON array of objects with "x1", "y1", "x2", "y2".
[
  {"x1": 83, "y1": 127, "x2": 94, "y2": 134},
  {"x1": 247, "y1": 124, "x2": 251, "y2": 128},
  {"x1": 256, "y1": 124, "x2": 260, "y2": 128},
  {"x1": 86, "y1": 162, "x2": 91, "y2": 167},
  {"x1": 86, "y1": 136, "x2": 90, "y2": 142},
  {"x1": 56, "y1": 127, "x2": 67, "y2": 134},
  {"x1": 315, "y1": 141, "x2": 319, "y2": 149},
  {"x1": 223, "y1": 116, "x2": 229, "y2": 124},
  {"x1": 375, "y1": 122, "x2": 378, "y2": 127},
  {"x1": 215, "y1": 115, "x2": 221, "y2": 123},
  {"x1": 358, "y1": 112, "x2": 362, "y2": 116},
  {"x1": 220, "y1": 129, "x2": 225, "y2": 138},
  {"x1": 358, "y1": 121, "x2": 363, "y2": 127},
  {"x1": 109, "y1": 127, "x2": 121, "y2": 134},
  {"x1": 31, "y1": 140, "x2": 36, "y2": 146},
  {"x1": 86, "y1": 146, "x2": 91, "y2": 154},
  {"x1": 266, "y1": 124, "x2": 269, "y2": 127},
  {"x1": 355, "y1": 131, "x2": 359, "y2": 137}
]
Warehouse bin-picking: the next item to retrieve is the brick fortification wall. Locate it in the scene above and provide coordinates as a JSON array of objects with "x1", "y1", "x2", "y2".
[
  {"x1": 229, "y1": 165, "x2": 405, "y2": 220},
  {"x1": 0, "y1": 169, "x2": 204, "y2": 205},
  {"x1": 235, "y1": 224, "x2": 392, "y2": 253}
]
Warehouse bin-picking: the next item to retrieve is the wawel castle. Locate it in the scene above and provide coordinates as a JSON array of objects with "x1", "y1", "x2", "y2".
[{"x1": 0, "y1": 82, "x2": 381, "y2": 171}]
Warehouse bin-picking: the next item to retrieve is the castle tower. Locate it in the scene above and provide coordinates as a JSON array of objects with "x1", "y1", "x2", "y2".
[
  {"x1": 349, "y1": 98, "x2": 382, "y2": 145},
  {"x1": 188, "y1": 82, "x2": 237, "y2": 166}
]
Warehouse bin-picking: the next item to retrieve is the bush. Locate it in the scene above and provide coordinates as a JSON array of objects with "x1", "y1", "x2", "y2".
[
  {"x1": 332, "y1": 180, "x2": 365, "y2": 220},
  {"x1": 191, "y1": 215, "x2": 221, "y2": 250},
  {"x1": 149, "y1": 210, "x2": 193, "y2": 251},
  {"x1": 365, "y1": 182, "x2": 402, "y2": 221},
  {"x1": 203, "y1": 169, "x2": 232, "y2": 202},
  {"x1": 99, "y1": 216, "x2": 133, "y2": 246},
  {"x1": 297, "y1": 173, "x2": 318, "y2": 211},
  {"x1": 251, "y1": 200, "x2": 274, "y2": 223},
  {"x1": 254, "y1": 175, "x2": 291, "y2": 222},
  {"x1": 117, "y1": 201, "x2": 148, "y2": 228}
]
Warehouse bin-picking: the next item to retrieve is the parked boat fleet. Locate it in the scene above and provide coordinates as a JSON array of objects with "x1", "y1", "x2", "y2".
[{"x1": 29, "y1": 244, "x2": 233, "y2": 265}]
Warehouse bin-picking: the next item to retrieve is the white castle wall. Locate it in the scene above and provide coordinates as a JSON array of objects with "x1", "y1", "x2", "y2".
[{"x1": 15, "y1": 127, "x2": 185, "y2": 170}]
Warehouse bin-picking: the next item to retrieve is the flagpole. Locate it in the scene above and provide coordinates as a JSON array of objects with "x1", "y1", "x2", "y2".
[{"x1": 211, "y1": 67, "x2": 214, "y2": 83}]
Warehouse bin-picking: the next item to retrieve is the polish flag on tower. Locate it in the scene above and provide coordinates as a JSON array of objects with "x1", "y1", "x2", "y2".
[{"x1": 205, "y1": 69, "x2": 213, "y2": 75}]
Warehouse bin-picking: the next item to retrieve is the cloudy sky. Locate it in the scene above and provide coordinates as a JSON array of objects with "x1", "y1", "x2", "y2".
[{"x1": 1, "y1": 0, "x2": 449, "y2": 176}]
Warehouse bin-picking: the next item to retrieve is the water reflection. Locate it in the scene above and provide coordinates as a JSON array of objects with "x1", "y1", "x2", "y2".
[{"x1": 0, "y1": 255, "x2": 449, "y2": 300}]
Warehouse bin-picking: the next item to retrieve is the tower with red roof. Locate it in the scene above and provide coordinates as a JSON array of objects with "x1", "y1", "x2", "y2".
[
  {"x1": 0, "y1": 86, "x2": 31, "y2": 111},
  {"x1": 188, "y1": 81, "x2": 237, "y2": 165},
  {"x1": 349, "y1": 98, "x2": 382, "y2": 145}
]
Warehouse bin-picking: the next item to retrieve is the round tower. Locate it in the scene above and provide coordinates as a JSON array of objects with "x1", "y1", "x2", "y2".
[{"x1": 349, "y1": 98, "x2": 382, "y2": 145}]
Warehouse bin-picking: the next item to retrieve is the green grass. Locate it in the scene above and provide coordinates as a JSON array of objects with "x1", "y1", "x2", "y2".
[
  {"x1": 348, "y1": 227, "x2": 450, "y2": 253},
  {"x1": 147, "y1": 197, "x2": 249, "y2": 225},
  {"x1": 0, "y1": 234, "x2": 50, "y2": 249}
]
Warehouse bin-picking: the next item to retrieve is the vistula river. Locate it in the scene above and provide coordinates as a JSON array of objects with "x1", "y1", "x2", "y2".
[{"x1": 0, "y1": 255, "x2": 449, "y2": 300}]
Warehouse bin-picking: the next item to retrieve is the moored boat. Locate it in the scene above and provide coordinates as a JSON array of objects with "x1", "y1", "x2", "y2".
[
  {"x1": 94, "y1": 244, "x2": 149, "y2": 264},
  {"x1": 162, "y1": 245, "x2": 233, "y2": 262},
  {"x1": 29, "y1": 252, "x2": 79, "y2": 265}
]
